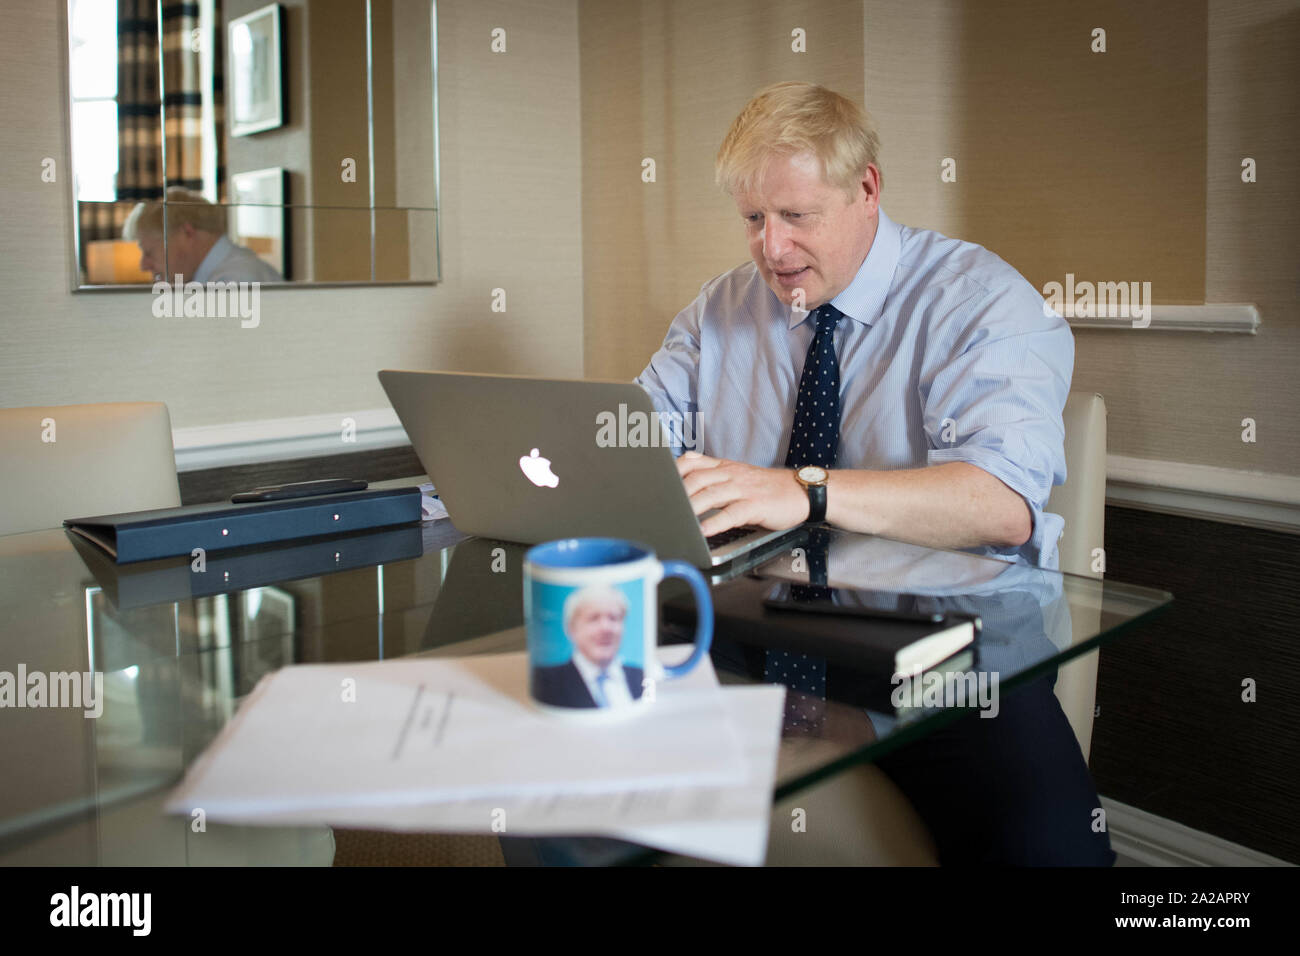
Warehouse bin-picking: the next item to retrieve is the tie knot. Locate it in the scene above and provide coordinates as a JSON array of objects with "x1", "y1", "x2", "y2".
[{"x1": 815, "y1": 304, "x2": 842, "y2": 331}]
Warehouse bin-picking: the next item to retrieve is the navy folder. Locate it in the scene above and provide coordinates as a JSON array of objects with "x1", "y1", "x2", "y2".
[
  {"x1": 68, "y1": 523, "x2": 425, "y2": 608},
  {"x1": 64, "y1": 487, "x2": 423, "y2": 564}
]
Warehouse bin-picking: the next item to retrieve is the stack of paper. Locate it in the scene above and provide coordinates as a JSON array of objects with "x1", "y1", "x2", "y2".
[{"x1": 165, "y1": 650, "x2": 785, "y2": 866}]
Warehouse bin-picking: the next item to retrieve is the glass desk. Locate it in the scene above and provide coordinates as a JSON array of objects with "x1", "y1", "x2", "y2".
[{"x1": 0, "y1": 515, "x2": 1171, "y2": 866}]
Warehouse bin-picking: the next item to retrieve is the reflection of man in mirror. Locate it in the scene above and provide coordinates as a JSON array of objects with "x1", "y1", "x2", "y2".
[
  {"x1": 533, "y1": 585, "x2": 644, "y2": 708},
  {"x1": 124, "y1": 187, "x2": 284, "y2": 284}
]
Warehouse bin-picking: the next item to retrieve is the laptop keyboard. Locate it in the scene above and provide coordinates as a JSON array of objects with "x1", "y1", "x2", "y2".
[{"x1": 706, "y1": 525, "x2": 763, "y2": 550}]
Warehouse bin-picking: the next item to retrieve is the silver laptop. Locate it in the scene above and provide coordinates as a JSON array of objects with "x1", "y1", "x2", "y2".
[{"x1": 378, "y1": 370, "x2": 796, "y2": 568}]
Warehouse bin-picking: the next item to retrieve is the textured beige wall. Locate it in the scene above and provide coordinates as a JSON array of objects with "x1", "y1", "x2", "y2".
[
  {"x1": 0, "y1": 0, "x2": 583, "y2": 427},
  {"x1": 580, "y1": 0, "x2": 865, "y2": 381},
  {"x1": 862, "y1": 0, "x2": 965, "y2": 239},
  {"x1": 223, "y1": 0, "x2": 316, "y2": 278},
  {"x1": 308, "y1": 1, "x2": 373, "y2": 281},
  {"x1": 1066, "y1": 0, "x2": 1299, "y2": 476},
  {"x1": 867, "y1": 0, "x2": 1298, "y2": 475},
  {"x1": 387, "y1": 0, "x2": 439, "y2": 280}
]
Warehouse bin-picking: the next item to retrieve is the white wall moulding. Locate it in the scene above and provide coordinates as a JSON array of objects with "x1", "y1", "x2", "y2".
[
  {"x1": 1107, "y1": 454, "x2": 1300, "y2": 533},
  {"x1": 173, "y1": 408, "x2": 408, "y2": 472},
  {"x1": 1101, "y1": 796, "x2": 1294, "y2": 867},
  {"x1": 1067, "y1": 303, "x2": 1260, "y2": 333}
]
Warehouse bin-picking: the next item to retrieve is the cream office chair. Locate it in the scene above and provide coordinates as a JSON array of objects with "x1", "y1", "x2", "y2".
[
  {"x1": 0, "y1": 402, "x2": 182, "y2": 536},
  {"x1": 0, "y1": 401, "x2": 338, "y2": 866},
  {"x1": 763, "y1": 392, "x2": 1108, "y2": 865},
  {"x1": 1044, "y1": 392, "x2": 1108, "y2": 761}
]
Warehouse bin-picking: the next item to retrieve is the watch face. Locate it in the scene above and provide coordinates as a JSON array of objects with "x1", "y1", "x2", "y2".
[{"x1": 797, "y1": 466, "x2": 827, "y2": 484}]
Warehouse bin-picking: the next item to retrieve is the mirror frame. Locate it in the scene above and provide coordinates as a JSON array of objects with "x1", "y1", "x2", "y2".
[{"x1": 64, "y1": 0, "x2": 442, "y2": 292}]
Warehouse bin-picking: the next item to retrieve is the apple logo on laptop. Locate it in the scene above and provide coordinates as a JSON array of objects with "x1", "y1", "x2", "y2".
[{"x1": 519, "y1": 448, "x2": 559, "y2": 488}]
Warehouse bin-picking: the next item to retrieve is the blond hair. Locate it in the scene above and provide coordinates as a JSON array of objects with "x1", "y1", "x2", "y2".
[
  {"x1": 715, "y1": 81, "x2": 882, "y2": 198},
  {"x1": 123, "y1": 187, "x2": 227, "y2": 239}
]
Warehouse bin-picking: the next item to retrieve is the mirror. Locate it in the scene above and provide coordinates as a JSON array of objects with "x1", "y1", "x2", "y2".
[{"x1": 66, "y1": 0, "x2": 440, "y2": 289}]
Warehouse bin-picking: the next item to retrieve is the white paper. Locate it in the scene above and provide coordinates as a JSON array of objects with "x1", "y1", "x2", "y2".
[
  {"x1": 166, "y1": 651, "x2": 785, "y2": 863},
  {"x1": 593, "y1": 685, "x2": 785, "y2": 865},
  {"x1": 227, "y1": 685, "x2": 786, "y2": 866}
]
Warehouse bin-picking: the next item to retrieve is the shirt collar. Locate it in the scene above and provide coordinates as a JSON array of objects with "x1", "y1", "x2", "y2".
[
  {"x1": 787, "y1": 206, "x2": 902, "y2": 330},
  {"x1": 191, "y1": 234, "x2": 232, "y2": 285}
]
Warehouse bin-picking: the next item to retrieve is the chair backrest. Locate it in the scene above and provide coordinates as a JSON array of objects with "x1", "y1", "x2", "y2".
[
  {"x1": 0, "y1": 402, "x2": 182, "y2": 536},
  {"x1": 1045, "y1": 392, "x2": 1107, "y2": 761},
  {"x1": 1048, "y1": 392, "x2": 1108, "y2": 579}
]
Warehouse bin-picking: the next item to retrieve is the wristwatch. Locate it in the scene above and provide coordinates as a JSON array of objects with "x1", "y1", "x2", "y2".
[{"x1": 793, "y1": 465, "x2": 829, "y2": 523}]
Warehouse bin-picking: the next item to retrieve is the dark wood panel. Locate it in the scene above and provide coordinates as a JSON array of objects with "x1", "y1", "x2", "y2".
[
  {"x1": 178, "y1": 446, "x2": 425, "y2": 505},
  {"x1": 1093, "y1": 506, "x2": 1300, "y2": 863}
]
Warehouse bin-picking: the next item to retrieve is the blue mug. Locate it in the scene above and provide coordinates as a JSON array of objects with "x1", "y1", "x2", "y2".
[{"x1": 524, "y1": 538, "x2": 713, "y2": 714}]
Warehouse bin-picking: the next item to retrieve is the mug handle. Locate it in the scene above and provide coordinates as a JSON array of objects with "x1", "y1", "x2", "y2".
[{"x1": 658, "y1": 560, "x2": 713, "y2": 678}]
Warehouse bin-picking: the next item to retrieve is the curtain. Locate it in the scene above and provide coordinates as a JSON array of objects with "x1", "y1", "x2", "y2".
[
  {"x1": 210, "y1": 5, "x2": 226, "y2": 201},
  {"x1": 160, "y1": 0, "x2": 208, "y2": 194},
  {"x1": 78, "y1": 0, "x2": 226, "y2": 275},
  {"x1": 118, "y1": 0, "x2": 164, "y2": 200},
  {"x1": 77, "y1": 0, "x2": 162, "y2": 259}
]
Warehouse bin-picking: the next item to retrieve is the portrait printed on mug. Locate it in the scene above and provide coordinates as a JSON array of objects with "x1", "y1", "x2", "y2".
[{"x1": 529, "y1": 580, "x2": 647, "y2": 710}]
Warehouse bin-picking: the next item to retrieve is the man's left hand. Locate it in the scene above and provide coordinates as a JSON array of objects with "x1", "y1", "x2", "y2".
[{"x1": 676, "y1": 452, "x2": 809, "y2": 536}]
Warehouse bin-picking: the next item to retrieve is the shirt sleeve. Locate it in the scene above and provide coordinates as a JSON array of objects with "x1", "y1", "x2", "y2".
[
  {"x1": 634, "y1": 283, "x2": 708, "y2": 454},
  {"x1": 922, "y1": 279, "x2": 1075, "y2": 531}
]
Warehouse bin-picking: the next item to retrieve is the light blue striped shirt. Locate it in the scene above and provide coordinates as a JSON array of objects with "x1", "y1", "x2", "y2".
[{"x1": 635, "y1": 208, "x2": 1075, "y2": 568}]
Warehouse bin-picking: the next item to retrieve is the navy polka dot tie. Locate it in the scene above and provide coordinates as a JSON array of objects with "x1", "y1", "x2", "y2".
[
  {"x1": 785, "y1": 303, "x2": 844, "y2": 469},
  {"x1": 767, "y1": 302, "x2": 843, "y2": 730}
]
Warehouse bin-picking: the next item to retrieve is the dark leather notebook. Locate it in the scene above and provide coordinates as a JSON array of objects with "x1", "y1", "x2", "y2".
[
  {"x1": 663, "y1": 573, "x2": 979, "y2": 675},
  {"x1": 64, "y1": 487, "x2": 422, "y2": 564},
  {"x1": 663, "y1": 574, "x2": 981, "y2": 713}
]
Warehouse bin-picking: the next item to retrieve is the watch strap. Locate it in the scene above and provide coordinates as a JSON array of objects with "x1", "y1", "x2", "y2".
[{"x1": 806, "y1": 481, "x2": 827, "y2": 523}]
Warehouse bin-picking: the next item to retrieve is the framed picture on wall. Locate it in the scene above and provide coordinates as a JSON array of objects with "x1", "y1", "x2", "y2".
[
  {"x1": 228, "y1": 3, "x2": 285, "y2": 137},
  {"x1": 230, "y1": 167, "x2": 289, "y2": 279}
]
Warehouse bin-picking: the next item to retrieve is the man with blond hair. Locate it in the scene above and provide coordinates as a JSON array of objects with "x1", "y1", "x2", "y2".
[
  {"x1": 637, "y1": 83, "x2": 1108, "y2": 866},
  {"x1": 639, "y1": 81, "x2": 1072, "y2": 570},
  {"x1": 124, "y1": 187, "x2": 284, "y2": 284}
]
